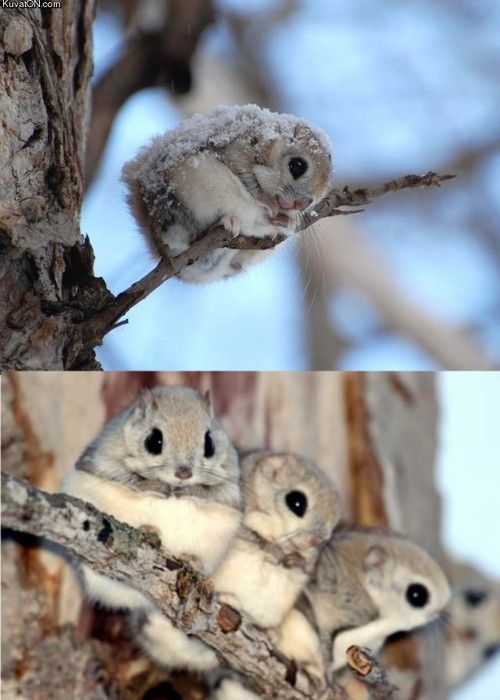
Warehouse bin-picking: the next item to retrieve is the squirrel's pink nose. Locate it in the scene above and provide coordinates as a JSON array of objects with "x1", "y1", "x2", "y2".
[
  {"x1": 175, "y1": 466, "x2": 192, "y2": 480},
  {"x1": 278, "y1": 195, "x2": 312, "y2": 211},
  {"x1": 293, "y1": 200, "x2": 309, "y2": 212}
]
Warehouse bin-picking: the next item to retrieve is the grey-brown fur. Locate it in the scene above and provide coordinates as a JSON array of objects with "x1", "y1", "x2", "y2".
[
  {"x1": 122, "y1": 105, "x2": 332, "y2": 283},
  {"x1": 304, "y1": 528, "x2": 451, "y2": 672},
  {"x1": 75, "y1": 385, "x2": 241, "y2": 509}
]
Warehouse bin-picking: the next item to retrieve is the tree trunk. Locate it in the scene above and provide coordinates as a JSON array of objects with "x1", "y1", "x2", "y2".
[{"x1": 0, "y1": 3, "x2": 112, "y2": 371}]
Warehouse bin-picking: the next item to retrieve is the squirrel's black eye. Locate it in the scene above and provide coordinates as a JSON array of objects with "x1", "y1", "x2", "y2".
[
  {"x1": 406, "y1": 583, "x2": 429, "y2": 608},
  {"x1": 464, "y1": 589, "x2": 488, "y2": 607},
  {"x1": 144, "y1": 428, "x2": 163, "y2": 455},
  {"x1": 288, "y1": 157, "x2": 308, "y2": 179},
  {"x1": 484, "y1": 643, "x2": 500, "y2": 660},
  {"x1": 204, "y1": 430, "x2": 215, "y2": 458},
  {"x1": 285, "y1": 490, "x2": 308, "y2": 518}
]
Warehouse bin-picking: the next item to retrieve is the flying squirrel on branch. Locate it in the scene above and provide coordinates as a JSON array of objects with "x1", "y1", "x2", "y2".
[
  {"x1": 444, "y1": 561, "x2": 500, "y2": 689},
  {"x1": 63, "y1": 386, "x2": 242, "y2": 619},
  {"x1": 276, "y1": 526, "x2": 451, "y2": 681},
  {"x1": 136, "y1": 451, "x2": 341, "y2": 679},
  {"x1": 122, "y1": 104, "x2": 333, "y2": 283}
]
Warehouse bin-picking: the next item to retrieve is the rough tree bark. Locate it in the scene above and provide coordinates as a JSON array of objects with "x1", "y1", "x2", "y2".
[
  {"x1": 1, "y1": 370, "x2": 481, "y2": 700},
  {"x1": 0, "y1": 3, "x2": 110, "y2": 370}
]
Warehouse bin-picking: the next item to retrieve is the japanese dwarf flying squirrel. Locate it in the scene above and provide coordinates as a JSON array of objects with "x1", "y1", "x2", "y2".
[
  {"x1": 122, "y1": 104, "x2": 332, "y2": 283},
  {"x1": 444, "y1": 561, "x2": 500, "y2": 688},
  {"x1": 63, "y1": 386, "x2": 242, "y2": 620},
  {"x1": 136, "y1": 451, "x2": 341, "y2": 678},
  {"x1": 276, "y1": 527, "x2": 451, "y2": 680}
]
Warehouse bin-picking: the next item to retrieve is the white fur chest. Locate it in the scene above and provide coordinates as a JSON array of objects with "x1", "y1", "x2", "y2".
[
  {"x1": 277, "y1": 609, "x2": 323, "y2": 678},
  {"x1": 137, "y1": 495, "x2": 241, "y2": 573},
  {"x1": 213, "y1": 539, "x2": 308, "y2": 628},
  {"x1": 170, "y1": 153, "x2": 274, "y2": 238},
  {"x1": 63, "y1": 470, "x2": 240, "y2": 574}
]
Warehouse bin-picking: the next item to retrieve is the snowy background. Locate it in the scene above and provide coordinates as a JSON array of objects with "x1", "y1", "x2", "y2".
[{"x1": 83, "y1": 0, "x2": 500, "y2": 371}]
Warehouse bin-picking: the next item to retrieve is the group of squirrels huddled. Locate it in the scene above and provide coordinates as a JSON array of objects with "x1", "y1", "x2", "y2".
[{"x1": 64, "y1": 385, "x2": 452, "y2": 699}]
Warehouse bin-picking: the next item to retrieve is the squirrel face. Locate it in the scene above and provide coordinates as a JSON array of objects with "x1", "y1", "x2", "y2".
[
  {"x1": 242, "y1": 452, "x2": 341, "y2": 561},
  {"x1": 361, "y1": 537, "x2": 451, "y2": 629},
  {"x1": 79, "y1": 386, "x2": 240, "y2": 498},
  {"x1": 122, "y1": 104, "x2": 333, "y2": 282},
  {"x1": 444, "y1": 564, "x2": 500, "y2": 686},
  {"x1": 253, "y1": 125, "x2": 332, "y2": 214}
]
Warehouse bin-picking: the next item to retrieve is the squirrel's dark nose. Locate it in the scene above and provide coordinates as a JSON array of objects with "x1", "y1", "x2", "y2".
[{"x1": 175, "y1": 466, "x2": 192, "y2": 480}]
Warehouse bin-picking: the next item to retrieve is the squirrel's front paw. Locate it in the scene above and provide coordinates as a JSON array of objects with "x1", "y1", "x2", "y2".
[
  {"x1": 138, "y1": 524, "x2": 162, "y2": 548},
  {"x1": 219, "y1": 214, "x2": 241, "y2": 237},
  {"x1": 270, "y1": 213, "x2": 292, "y2": 228}
]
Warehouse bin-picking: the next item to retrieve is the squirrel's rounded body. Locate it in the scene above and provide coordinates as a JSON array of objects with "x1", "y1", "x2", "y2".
[
  {"x1": 122, "y1": 104, "x2": 332, "y2": 283},
  {"x1": 277, "y1": 527, "x2": 451, "y2": 677},
  {"x1": 63, "y1": 386, "x2": 242, "y2": 612},
  {"x1": 137, "y1": 451, "x2": 341, "y2": 676}
]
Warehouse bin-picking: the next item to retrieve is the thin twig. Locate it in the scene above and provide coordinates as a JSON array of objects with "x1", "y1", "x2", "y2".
[
  {"x1": 1, "y1": 472, "x2": 334, "y2": 700},
  {"x1": 79, "y1": 227, "x2": 287, "y2": 343},
  {"x1": 346, "y1": 646, "x2": 400, "y2": 699},
  {"x1": 301, "y1": 171, "x2": 454, "y2": 228},
  {"x1": 80, "y1": 171, "x2": 454, "y2": 344}
]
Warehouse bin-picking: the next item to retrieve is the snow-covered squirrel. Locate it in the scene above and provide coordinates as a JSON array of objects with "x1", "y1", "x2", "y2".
[
  {"x1": 135, "y1": 451, "x2": 341, "y2": 679},
  {"x1": 63, "y1": 386, "x2": 242, "y2": 617},
  {"x1": 276, "y1": 527, "x2": 451, "y2": 680},
  {"x1": 122, "y1": 104, "x2": 333, "y2": 283}
]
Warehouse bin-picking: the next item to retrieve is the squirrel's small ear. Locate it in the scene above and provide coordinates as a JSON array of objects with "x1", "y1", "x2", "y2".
[
  {"x1": 203, "y1": 390, "x2": 213, "y2": 415},
  {"x1": 240, "y1": 451, "x2": 273, "y2": 481},
  {"x1": 241, "y1": 451, "x2": 266, "y2": 469},
  {"x1": 128, "y1": 388, "x2": 154, "y2": 425},
  {"x1": 255, "y1": 454, "x2": 287, "y2": 483},
  {"x1": 363, "y1": 546, "x2": 387, "y2": 570},
  {"x1": 136, "y1": 388, "x2": 153, "y2": 407},
  {"x1": 363, "y1": 545, "x2": 392, "y2": 586}
]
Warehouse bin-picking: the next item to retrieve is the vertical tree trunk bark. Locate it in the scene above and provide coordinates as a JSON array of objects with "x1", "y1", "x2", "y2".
[
  {"x1": 1, "y1": 371, "x2": 448, "y2": 698},
  {"x1": 0, "y1": 3, "x2": 112, "y2": 371},
  {"x1": 344, "y1": 372, "x2": 445, "y2": 700}
]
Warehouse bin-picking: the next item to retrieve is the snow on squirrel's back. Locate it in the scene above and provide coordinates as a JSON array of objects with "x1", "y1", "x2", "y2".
[{"x1": 122, "y1": 104, "x2": 332, "y2": 192}]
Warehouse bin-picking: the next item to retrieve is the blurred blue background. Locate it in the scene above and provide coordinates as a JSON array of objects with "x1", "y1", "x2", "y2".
[{"x1": 84, "y1": 0, "x2": 500, "y2": 370}]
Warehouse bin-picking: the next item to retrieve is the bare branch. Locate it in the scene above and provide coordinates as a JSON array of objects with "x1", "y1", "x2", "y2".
[
  {"x1": 86, "y1": 0, "x2": 215, "y2": 188},
  {"x1": 300, "y1": 171, "x2": 455, "y2": 229},
  {"x1": 80, "y1": 171, "x2": 454, "y2": 345},
  {"x1": 346, "y1": 646, "x2": 400, "y2": 699},
  {"x1": 1, "y1": 472, "x2": 334, "y2": 700}
]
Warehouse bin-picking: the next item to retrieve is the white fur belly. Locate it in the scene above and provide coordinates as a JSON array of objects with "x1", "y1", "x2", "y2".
[
  {"x1": 277, "y1": 609, "x2": 323, "y2": 677},
  {"x1": 81, "y1": 565, "x2": 151, "y2": 610},
  {"x1": 138, "y1": 496, "x2": 241, "y2": 573},
  {"x1": 63, "y1": 470, "x2": 240, "y2": 574},
  {"x1": 213, "y1": 542, "x2": 308, "y2": 628},
  {"x1": 139, "y1": 609, "x2": 218, "y2": 672},
  {"x1": 215, "y1": 679, "x2": 260, "y2": 700},
  {"x1": 178, "y1": 248, "x2": 240, "y2": 283},
  {"x1": 170, "y1": 153, "x2": 274, "y2": 238}
]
